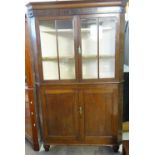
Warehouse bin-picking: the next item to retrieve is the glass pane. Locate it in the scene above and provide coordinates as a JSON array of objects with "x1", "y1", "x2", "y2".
[
  {"x1": 99, "y1": 18, "x2": 116, "y2": 56},
  {"x1": 81, "y1": 18, "x2": 98, "y2": 79},
  {"x1": 56, "y1": 20, "x2": 75, "y2": 79},
  {"x1": 99, "y1": 18, "x2": 116, "y2": 78},
  {"x1": 39, "y1": 21, "x2": 57, "y2": 57},
  {"x1": 82, "y1": 59, "x2": 98, "y2": 79},
  {"x1": 99, "y1": 58, "x2": 115, "y2": 78},
  {"x1": 39, "y1": 20, "x2": 59, "y2": 80},
  {"x1": 42, "y1": 61, "x2": 59, "y2": 80},
  {"x1": 59, "y1": 59, "x2": 75, "y2": 79}
]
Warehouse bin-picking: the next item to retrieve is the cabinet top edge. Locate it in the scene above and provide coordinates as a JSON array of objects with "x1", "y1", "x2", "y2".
[{"x1": 26, "y1": 0, "x2": 126, "y2": 10}]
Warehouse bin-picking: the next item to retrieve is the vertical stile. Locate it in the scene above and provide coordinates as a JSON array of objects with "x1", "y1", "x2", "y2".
[
  {"x1": 78, "y1": 17, "x2": 82, "y2": 81},
  {"x1": 97, "y1": 18, "x2": 100, "y2": 79},
  {"x1": 55, "y1": 20, "x2": 61, "y2": 80},
  {"x1": 74, "y1": 16, "x2": 79, "y2": 81}
]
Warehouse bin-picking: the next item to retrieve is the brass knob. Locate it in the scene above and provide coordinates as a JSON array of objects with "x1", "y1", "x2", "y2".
[{"x1": 79, "y1": 106, "x2": 83, "y2": 115}]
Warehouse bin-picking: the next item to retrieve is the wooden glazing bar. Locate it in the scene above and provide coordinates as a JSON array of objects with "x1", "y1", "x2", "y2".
[{"x1": 55, "y1": 20, "x2": 61, "y2": 80}]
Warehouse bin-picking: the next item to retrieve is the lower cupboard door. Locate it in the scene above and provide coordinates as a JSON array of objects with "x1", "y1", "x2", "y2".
[
  {"x1": 41, "y1": 88, "x2": 80, "y2": 143},
  {"x1": 81, "y1": 86, "x2": 118, "y2": 144}
]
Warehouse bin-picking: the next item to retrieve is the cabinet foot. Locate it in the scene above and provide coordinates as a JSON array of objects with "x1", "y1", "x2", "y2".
[
  {"x1": 43, "y1": 144, "x2": 50, "y2": 151},
  {"x1": 33, "y1": 143, "x2": 39, "y2": 151},
  {"x1": 112, "y1": 144, "x2": 119, "y2": 153}
]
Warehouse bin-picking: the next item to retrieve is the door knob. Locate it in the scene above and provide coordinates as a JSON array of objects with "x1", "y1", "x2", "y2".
[{"x1": 79, "y1": 106, "x2": 83, "y2": 115}]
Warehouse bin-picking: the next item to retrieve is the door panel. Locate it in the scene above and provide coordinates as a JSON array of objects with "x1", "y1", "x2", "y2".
[
  {"x1": 42, "y1": 88, "x2": 79, "y2": 142},
  {"x1": 81, "y1": 86, "x2": 118, "y2": 142}
]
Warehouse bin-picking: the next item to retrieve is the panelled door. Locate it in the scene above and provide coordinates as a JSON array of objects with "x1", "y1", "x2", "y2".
[
  {"x1": 41, "y1": 87, "x2": 80, "y2": 143},
  {"x1": 80, "y1": 85, "x2": 118, "y2": 144}
]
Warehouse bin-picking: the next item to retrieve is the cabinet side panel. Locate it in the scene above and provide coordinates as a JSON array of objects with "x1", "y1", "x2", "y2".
[
  {"x1": 116, "y1": 13, "x2": 125, "y2": 81},
  {"x1": 118, "y1": 84, "x2": 123, "y2": 143},
  {"x1": 25, "y1": 90, "x2": 33, "y2": 140},
  {"x1": 26, "y1": 16, "x2": 40, "y2": 150},
  {"x1": 27, "y1": 17, "x2": 40, "y2": 83}
]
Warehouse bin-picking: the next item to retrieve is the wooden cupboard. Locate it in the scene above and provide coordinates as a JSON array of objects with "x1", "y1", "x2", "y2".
[
  {"x1": 26, "y1": 0, "x2": 125, "y2": 152},
  {"x1": 25, "y1": 16, "x2": 40, "y2": 151}
]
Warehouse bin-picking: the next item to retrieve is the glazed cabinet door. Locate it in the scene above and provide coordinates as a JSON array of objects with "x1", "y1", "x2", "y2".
[
  {"x1": 79, "y1": 16, "x2": 118, "y2": 80},
  {"x1": 80, "y1": 85, "x2": 118, "y2": 144},
  {"x1": 41, "y1": 88, "x2": 80, "y2": 143},
  {"x1": 38, "y1": 17, "x2": 77, "y2": 81}
]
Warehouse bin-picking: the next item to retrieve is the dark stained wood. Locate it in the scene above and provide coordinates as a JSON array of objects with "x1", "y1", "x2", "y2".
[
  {"x1": 25, "y1": 15, "x2": 40, "y2": 151},
  {"x1": 119, "y1": 13, "x2": 125, "y2": 81},
  {"x1": 117, "y1": 83, "x2": 124, "y2": 142},
  {"x1": 28, "y1": 17, "x2": 40, "y2": 83},
  {"x1": 25, "y1": 17, "x2": 33, "y2": 87},
  {"x1": 26, "y1": 0, "x2": 125, "y2": 18},
  {"x1": 26, "y1": 0, "x2": 125, "y2": 10},
  {"x1": 115, "y1": 13, "x2": 125, "y2": 82},
  {"x1": 97, "y1": 17, "x2": 99, "y2": 79},
  {"x1": 74, "y1": 16, "x2": 80, "y2": 82},
  {"x1": 38, "y1": 84, "x2": 121, "y2": 146},
  {"x1": 25, "y1": 90, "x2": 33, "y2": 141},
  {"x1": 26, "y1": 0, "x2": 125, "y2": 151},
  {"x1": 55, "y1": 20, "x2": 61, "y2": 80},
  {"x1": 112, "y1": 144, "x2": 120, "y2": 152},
  {"x1": 27, "y1": 89, "x2": 40, "y2": 151},
  {"x1": 28, "y1": 7, "x2": 124, "y2": 18},
  {"x1": 77, "y1": 16, "x2": 82, "y2": 81},
  {"x1": 43, "y1": 144, "x2": 50, "y2": 151},
  {"x1": 35, "y1": 18, "x2": 44, "y2": 82},
  {"x1": 123, "y1": 140, "x2": 129, "y2": 155}
]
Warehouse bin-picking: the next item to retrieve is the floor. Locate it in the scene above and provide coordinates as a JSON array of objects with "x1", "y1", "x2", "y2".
[{"x1": 25, "y1": 132, "x2": 129, "y2": 155}]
